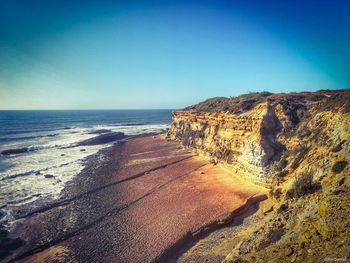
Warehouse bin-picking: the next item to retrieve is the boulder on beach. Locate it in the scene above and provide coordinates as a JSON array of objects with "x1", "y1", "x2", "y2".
[{"x1": 76, "y1": 132, "x2": 125, "y2": 146}]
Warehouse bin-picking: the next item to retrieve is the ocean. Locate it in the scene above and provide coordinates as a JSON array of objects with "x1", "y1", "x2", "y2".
[{"x1": 0, "y1": 110, "x2": 172, "y2": 227}]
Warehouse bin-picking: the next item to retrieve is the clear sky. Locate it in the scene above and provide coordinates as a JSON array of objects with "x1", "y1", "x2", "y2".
[{"x1": 0, "y1": 0, "x2": 349, "y2": 109}]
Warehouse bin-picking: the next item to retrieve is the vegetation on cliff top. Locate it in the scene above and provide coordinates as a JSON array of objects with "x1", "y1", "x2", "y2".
[
  {"x1": 183, "y1": 89, "x2": 350, "y2": 114},
  {"x1": 184, "y1": 92, "x2": 273, "y2": 114}
]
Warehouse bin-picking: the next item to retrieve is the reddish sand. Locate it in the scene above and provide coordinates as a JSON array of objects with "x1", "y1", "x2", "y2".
[
  {"x1": 107, "y1": 135, "x2": 264, "y2": 262},
  {"x1": 15, "y1": 135, "x2": 265, "y2": 263}
]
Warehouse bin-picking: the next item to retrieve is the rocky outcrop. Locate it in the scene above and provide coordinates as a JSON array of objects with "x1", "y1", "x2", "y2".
[{"x1": 167, "y1": 90, "x2": 350, "y2": 186}]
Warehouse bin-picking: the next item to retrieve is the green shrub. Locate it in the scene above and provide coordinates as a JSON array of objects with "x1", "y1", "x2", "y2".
[
  {"x1": 290, "y1": 146, "x2": 309, "y2": 170},
  {"x1": 276, "y1": 158, "x2": 288, "y2": 171},
  {"x1": 331, "y1": 140, "x2": 346, "y2": 153},
  {"x1": 286, "y1": 171, "x2": 313, "y2": 199},
  {"x1": 184, "y1": 92, "x2": 273, "y2": 114},
  {"x1": 332, "y1": 161, "x2": 348, "y2": 174},
  {"x1": 270, "y1": 187, "x2": 282, "y2": 199},
  {"x1": 276, "y1": 170, "x2": 288, "y2": 178}
]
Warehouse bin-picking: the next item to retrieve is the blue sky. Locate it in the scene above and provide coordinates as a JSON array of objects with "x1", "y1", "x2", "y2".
[{"x1": 0, "y1": 0, "x2": 349, "y2": 109}]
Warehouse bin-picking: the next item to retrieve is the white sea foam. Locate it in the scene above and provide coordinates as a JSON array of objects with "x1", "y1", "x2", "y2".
[{"x1": 0, "y1": 123, "x2": 168, "y2": 226}]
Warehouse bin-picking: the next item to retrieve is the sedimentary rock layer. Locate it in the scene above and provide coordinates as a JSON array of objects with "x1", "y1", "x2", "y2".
[{"x1": 167, "y1": 90, "x2": 350, "y2": 185}]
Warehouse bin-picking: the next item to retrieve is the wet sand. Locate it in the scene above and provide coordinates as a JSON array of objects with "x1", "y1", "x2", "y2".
[{"x1": 5, "y1": 134, "x2": 265, "y2": 263}]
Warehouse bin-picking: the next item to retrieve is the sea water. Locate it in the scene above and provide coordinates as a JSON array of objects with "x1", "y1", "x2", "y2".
[{"x1": 0, "y1": 110, "x2": 171, "y2": 226}]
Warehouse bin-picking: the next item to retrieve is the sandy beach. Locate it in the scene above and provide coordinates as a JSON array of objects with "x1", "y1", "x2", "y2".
[{"x1": 5, "y1": 134, "x2": 266, "y2": 263}]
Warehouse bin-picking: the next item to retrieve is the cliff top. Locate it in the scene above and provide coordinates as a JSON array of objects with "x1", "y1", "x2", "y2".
[{"x1": 183, "y1": 89, "x2": 350, "y2": 114}]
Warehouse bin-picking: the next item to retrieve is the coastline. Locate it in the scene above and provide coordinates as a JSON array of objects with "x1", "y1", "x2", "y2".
[{"x1": 3, "y1": 134, "x2": 266, "y2": 262}]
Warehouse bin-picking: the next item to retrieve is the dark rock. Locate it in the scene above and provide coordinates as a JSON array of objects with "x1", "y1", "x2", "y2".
[
  {"x1": 1, "y1": 148, "x2": 28, "y2": 155},
  {"x1": 35, "y1": 171, "x2": 41, "y2": 175},
  {"x1": 80, "y1": 149, "x2": 86, "y2": 152},
  {"x1": 0, "y1": 211, "x2": 5, "y2": 220},
  {"x1": 0, "y1": 228, "x2": 8, "y2": 239},
  {"x1": 0, "y1": 251, "x2": 9, "y2": 260},
  {"x1": 0, "y1": 226, "x2": 25, "y2": 259},
  {"x1": 61, "y1": 153, "x2": 65, "y2": 156},
  {"x1": 2, "y1": 237, "x2": 24, "y2": 250},
  {"x1": 44, "y1": 174, "x2": 55, "y2": 179},
  {"x1": 77, "y1": 132, "x2": 125, "y2": 146}
]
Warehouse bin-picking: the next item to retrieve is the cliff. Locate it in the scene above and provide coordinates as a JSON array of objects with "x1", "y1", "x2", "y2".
[
  {"x1": 168, "y1": 90, "x2": 350, "y2": 186},
  {"x1": 168, "y1": 89, "x2": 350, "y2": 262}
]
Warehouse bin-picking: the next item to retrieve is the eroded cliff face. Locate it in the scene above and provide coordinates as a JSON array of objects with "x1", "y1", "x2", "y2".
[
  {"x1": 167, "y1": 90, "x2": 350, "y2": 187},
  {"x1": 168, "y1": 103, "x2": 280, "y2": 185},
  {"x1": 170, "y1": 90, "x2": 350, "y2": 262}
]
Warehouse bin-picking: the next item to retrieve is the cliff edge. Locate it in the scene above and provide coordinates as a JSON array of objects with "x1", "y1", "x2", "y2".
[{"x1": 168, "y1": 89, "x2": 350, "y2": 262}]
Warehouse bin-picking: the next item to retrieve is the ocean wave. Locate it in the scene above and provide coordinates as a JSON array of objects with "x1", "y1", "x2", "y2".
[
  {"x1": 0, "y1": 133, "x2": 59, "y2": 143},
  {"x1": 120, "y1": 122, "x2": 150, "y2": 126},
  {"x1": 0, "y1": 124, "x2": 169, "y2": 156},
  {"x1": 94, "y1": 123, "x2": 169, "y2": 131},
  {"x1": 103, "y1": 122, "x2": 150, "y2": 127},
  {"x1": 5, "y1": 194, "x2": 42, "y2": 205},
  {"x1": 0, "y1": 126, "x2": 80, "y2": 136},
  {"x1": 1, "y1": 161, "x2": 77, "y2": 181},
  {"x1": 0, "y1": 127, "x2": 63, "y2": 136},
  {"x1": 0, "y1": 142, "x2": 70, "y2": 156},
  {"x1": 87, "y1": 129, "x2": 112, "y2": 135}
]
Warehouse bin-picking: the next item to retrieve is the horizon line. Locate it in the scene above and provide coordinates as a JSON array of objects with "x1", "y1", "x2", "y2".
[{"x1": 0, "y1": 108, "x2": 176, "y2": 111}]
